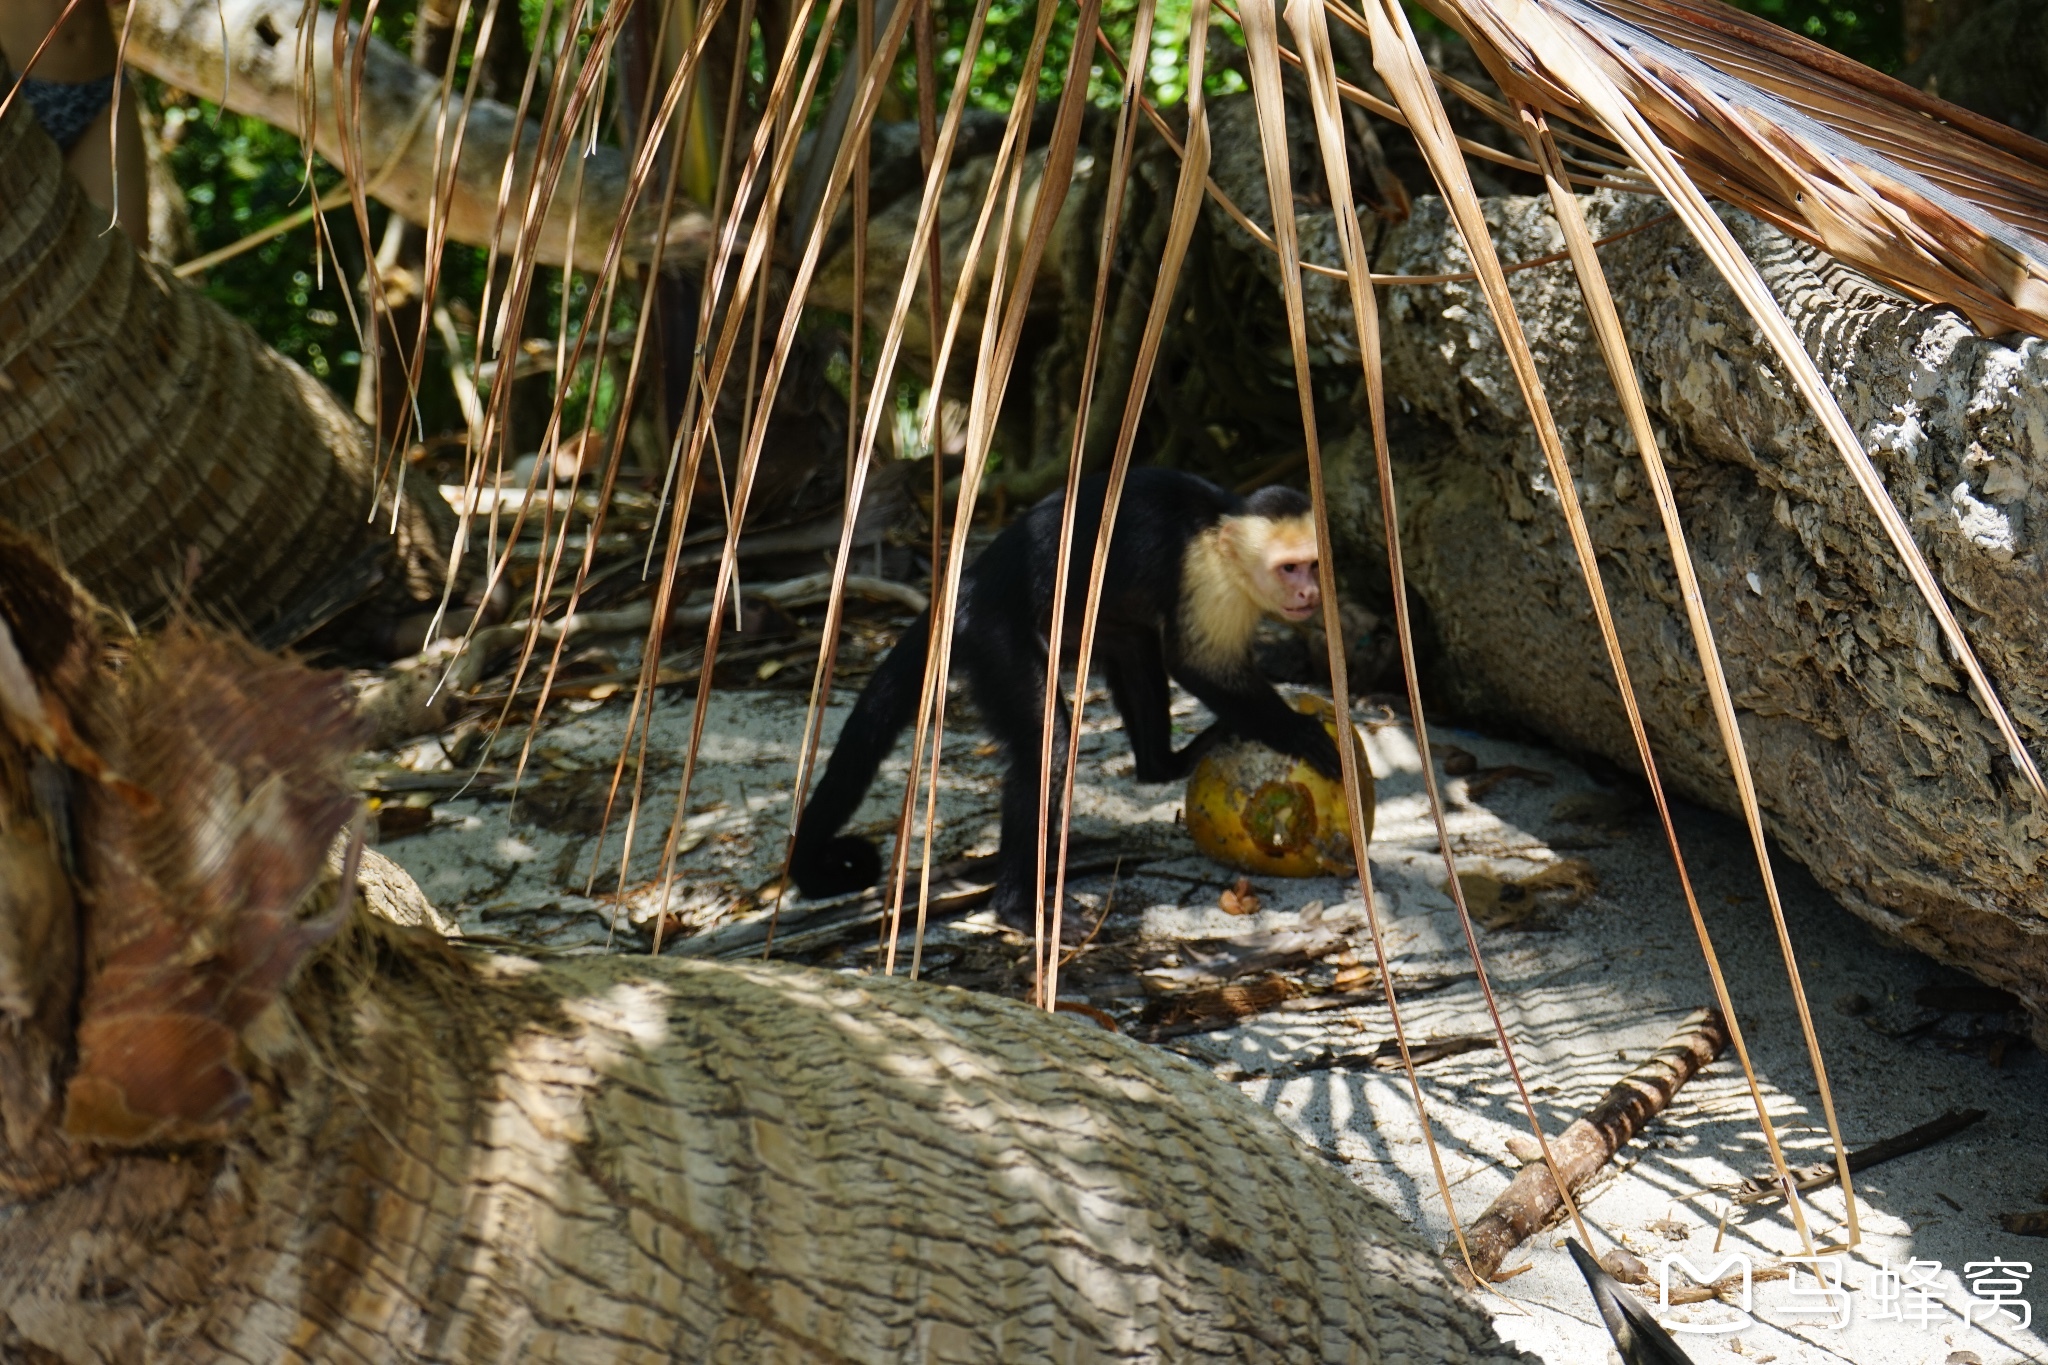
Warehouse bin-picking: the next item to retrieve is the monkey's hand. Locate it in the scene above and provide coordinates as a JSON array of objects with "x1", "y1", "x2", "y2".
[
  {"x1": 1134, "y1": 734, "x2": 1209, "y2": 783},
  {"x1": 1194, "y1": 713, "x2": 1342, "y2": 780},
  {"x1": 1135, "y1": 720, "x2": 1248, "y2": 782},
  {"x1": 1282, "y1": 714, "x2": 1343, "y2": 780}
]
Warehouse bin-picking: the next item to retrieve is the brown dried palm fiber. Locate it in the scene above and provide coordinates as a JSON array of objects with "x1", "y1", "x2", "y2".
[{"x1": 0, "y1": 106, "x2": 448, "y2": 646}]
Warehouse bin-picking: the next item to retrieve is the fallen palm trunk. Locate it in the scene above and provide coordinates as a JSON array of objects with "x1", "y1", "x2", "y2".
[
  {"x1": 119, "y1": 0, "x2": 709, "y2": 274},
  {"x1": 1453, "y1": 1007, "x2": 1728, "y2": 1284},
  {"x1": 0, "y1": 99, "x2": 447, "y2": 647},
  {"x1": 0, "y1": 523, "x2": 1525, "y2": 1365},
  {"x1": 7, "y1": 918, "x2": 1531, "y2": 1362},
  {"x1": 1317, "y1": 191, "x2": 2048, "y2": 1045}
]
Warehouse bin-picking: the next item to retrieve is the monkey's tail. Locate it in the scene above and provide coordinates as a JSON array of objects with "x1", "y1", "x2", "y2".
[{"x1": 789, "y1": 606, "x2": 934, "y2": 898}]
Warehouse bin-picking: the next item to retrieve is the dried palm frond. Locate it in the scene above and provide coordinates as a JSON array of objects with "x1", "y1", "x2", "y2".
[
  {"x1": 1589, "y1": 0, "x2": 2048, "y2": 233},
  {"x1": 1423, "y1": 0, "x2": 2048, "y2": 337},
  {"x1": 517, "y1": 0, "x2": 2042, "y2": 1265}
]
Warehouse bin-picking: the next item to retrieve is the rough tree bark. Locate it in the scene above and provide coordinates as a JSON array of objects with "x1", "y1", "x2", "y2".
[
  {"x1": 0, "y1": 531, "x2": 1528, "y2": 1365},
  {"x1": 0, "y1": 102, "x2": 448, "y2": 648},
  {"x1": 811, "y1": 143, "x2": 1096, "y2": 392},
  {"x1": 120, "y1": 0, "x2": 711, "y2": 275},
  {"x1": 12, "y1": 936, "x2": 1531, "y2": 1362},
  {"x1": 1309, "y1": 190, "x2": 2048, "y2": 1041}
]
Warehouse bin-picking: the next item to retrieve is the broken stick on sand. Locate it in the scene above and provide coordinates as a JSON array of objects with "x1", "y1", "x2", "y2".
[{"x1": 1454, "y1": 1007, "x2": 1731, "y2": 1285}]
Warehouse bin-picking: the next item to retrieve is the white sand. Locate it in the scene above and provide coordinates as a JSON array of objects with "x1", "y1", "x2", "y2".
[{"x1": 369, "y1": 684, "x2": 2048, "y2": 1365}]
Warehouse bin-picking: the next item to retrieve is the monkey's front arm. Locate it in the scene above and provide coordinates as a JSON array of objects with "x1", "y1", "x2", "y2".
[{"x1": 1171, "y1": 665, "x2": 1342, "y2": 779}]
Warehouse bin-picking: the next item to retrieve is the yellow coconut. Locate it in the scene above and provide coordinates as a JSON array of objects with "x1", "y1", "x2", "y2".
[{"x1": 1184, "y1": 693, "x2": 1374, "y2": 877}]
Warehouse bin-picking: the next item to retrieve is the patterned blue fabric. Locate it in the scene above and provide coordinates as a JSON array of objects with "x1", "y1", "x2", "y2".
[{"x1": 4, "y1": 72, "x2": 116, "y2": 153}]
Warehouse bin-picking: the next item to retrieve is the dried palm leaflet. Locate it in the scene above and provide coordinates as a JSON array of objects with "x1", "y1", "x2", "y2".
[
  {"x1": 599, "y1": 0, "x2": 771, "y2": 921},
  {"x1": 1032, "y1": 0, "x2": 1160, "y2": 1003},
  {"x1": 1367, "y1": 0, "x2": 1861, "y2": 1255},
  {"x1": 480, "y1": 120, "x2": 638, "y2": 793},
  {"x1": 762, "y1": 0, "x2": 1005, "y2": 960},
  {"x1": 1424, "y1": 0, "x2": 2048, "y2": 339},
  {"x1": 894, "y1": 0, "x2": 1102, "y2": 988},
  {"x1": 1038, "y1": 0, "x2": 1221, "y2": 1008},
  {"x1": 1512, "y1": 98, "x2": 1866, "y2": 1245},
  {"x1": 330, "y1": 0, "x2": 398, "y2": 479},
  {"x1": 852, "y1": 0, "x2": 1065, "y2": 976},
  {"x1": 1578, "y1": 0, "x2": 2048, "y2": 241},
  {"x1": 486, "y1": 0, "x2": 736, "y2": 874},
  {"x1": 1306, "y1": 0, "x2": 1654, "y2": 188},
  {"x1": 876, "y1": 2, "x2": 1056, "y2": 970},
  {"x1": 505, "y1": 0, "x2": 828, "y2": 936},
  {"x1": 1239, "y1": 0, "x2": 1511, "y2": 1277},
  {"x1": 388, "y1": 0, "x2": 508, "y2": 472},
  {"x1": 648, "y1": 0, "x2": 909, "y2": 945},
  {"x1": 1113, "y1": 5, "x2": 1661, "y2": 278},
  {"x1": 416, "y1": 0, "x2": 637, "y2": 657},
  {"x1": 544, "y1": 0, "x2": 815, "y2": 933},
  {"x1": 410, "y1": 0, "x2": 563, "y2": 646}
]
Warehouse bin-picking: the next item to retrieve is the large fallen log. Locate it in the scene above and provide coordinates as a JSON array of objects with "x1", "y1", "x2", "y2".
[
  {"x1": 120, "y1": 0, "x2": 709, "y2": 275},
  {"x1": 0, "y1": 527, "x2": 1528, "y2": 1363},
  {"x1": 0, "y1": 95, "x2": 447, "y2": 648},
  {"x1": 1316, "y1": 190, "x2": 2048, "y2": 1042},
  {"x1": 810, "y1": 142, "x2": 1095, "y2": 381}
]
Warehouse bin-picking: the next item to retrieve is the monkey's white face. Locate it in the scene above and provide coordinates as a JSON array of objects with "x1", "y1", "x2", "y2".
[
  {"x1": 1269, "y1": 551, "x2": 1321, "y2": 620},
  {"x1": 1230, "y1": 514, "x2": 1321, "y2": 621}
]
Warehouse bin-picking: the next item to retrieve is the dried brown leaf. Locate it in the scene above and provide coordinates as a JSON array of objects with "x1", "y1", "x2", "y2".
[
  {"x1": 1140, "y1": 972, "x2": 1301, "y2": 1033},
  {"x1": 1448, "y1": 858, "x2": 1598, "y2": 930},
  {"x1": 64, "y1": 624, "x2": 365, "y2": 1145}
]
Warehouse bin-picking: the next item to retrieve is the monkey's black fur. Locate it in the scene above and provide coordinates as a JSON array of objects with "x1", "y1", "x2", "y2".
[{"x1": 791, "y1": 469, "x2": 1340, "y2": 929}]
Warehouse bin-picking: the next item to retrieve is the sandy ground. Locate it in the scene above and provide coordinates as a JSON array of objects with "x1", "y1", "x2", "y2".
[{"x1": 364, "y1": 680, "x2": 2048, "y2": 1365}]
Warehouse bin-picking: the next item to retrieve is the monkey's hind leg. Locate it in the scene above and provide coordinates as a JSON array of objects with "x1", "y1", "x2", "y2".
[{"x1": 962, "y1": 623, "x2": 1072, "y2": 934}]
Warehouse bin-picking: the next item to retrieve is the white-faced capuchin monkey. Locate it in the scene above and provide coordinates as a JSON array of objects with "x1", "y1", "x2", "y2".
[{"x1": 791, "y1": 468, "x2": 1341, "y2": 929}]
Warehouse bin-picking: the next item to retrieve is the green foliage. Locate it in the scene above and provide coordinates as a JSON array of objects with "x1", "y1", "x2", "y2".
[
  {"x1": 151, "y1": 81, "x2": 367, "y2": 387},
  {"x1": 894, "y1": 0, "x2": 1901, "y2": 114},
  {"x1": 1716, "y1": 1, "x2": 1903, "y2": 72},
  {"x1": 155, "y1": 78, "x2": 500, "y2": 410},
  {"x1": 908, "y1": 0, "x2": 1247, "y2": 112}
]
